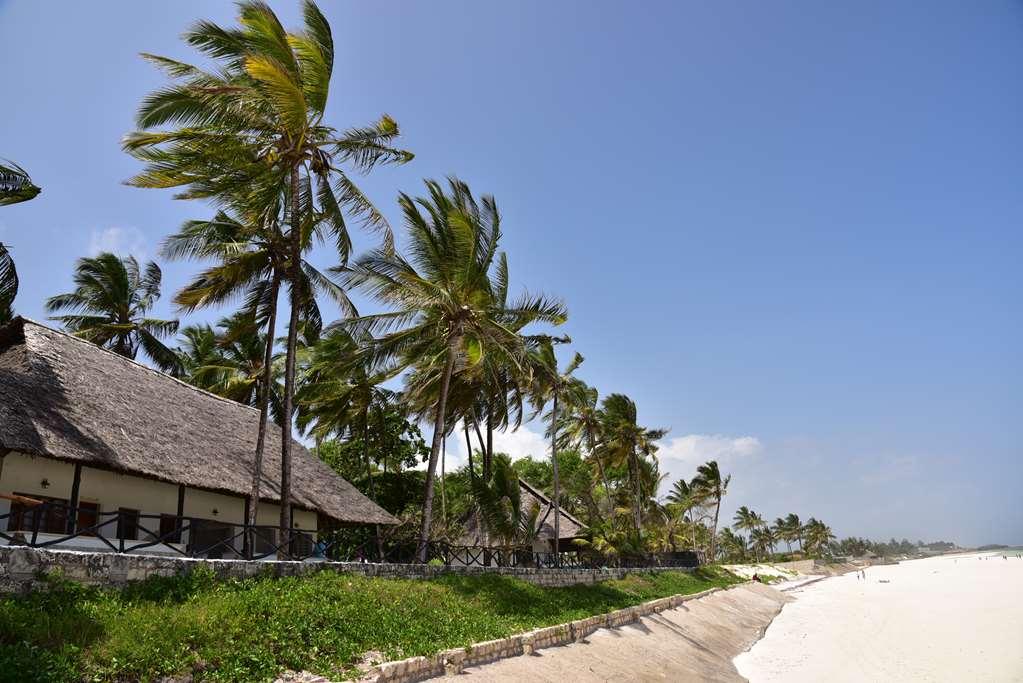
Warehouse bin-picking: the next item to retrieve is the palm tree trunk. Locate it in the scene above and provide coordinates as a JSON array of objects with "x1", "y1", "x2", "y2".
[
  {"x1": 550, "y1": 392, "x2": 561, "y2": 567},
  {"x1": 364, "y1": 416, "x2": 383, "y2": 562},
  {"x1": 440, "y1": 435, "x2": 447, "y2": 527},
  {"x1": 471, "y1": 416, "x2": 487, "y2": 477},
  {"x1": 485, "y1": 410, "x2": 493, "y2": 481},
  {"x1": 416, "y1": 335, "x2": 458, "y2": 563},
  {"x1": 467, "y1": 419, "x2": 487, "y2": 560},
  {"x1": 464, "y1": 421, "x2": 475, "y2": 480},
  {"x1": 247, "y1": 272, "x2": 280, "y2": 557},
  {"x1": 689, "y1": 510, "x2": 698, "y2": 552},
  {"x1": 709, "y1": 497, "x2": 720, "y2": 562},
  {"x1": 629, "y1": 448, "x2": 642, "y2": 536},
  {"x1": 278, "y1": 165, "x2": 302, "y2": 558},
  {"x1": 590, "y1": 431, "x2": 612, "y2": 526}
]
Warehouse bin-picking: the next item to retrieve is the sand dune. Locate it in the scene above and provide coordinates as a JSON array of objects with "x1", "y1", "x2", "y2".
[{"x1": 735, "y1": 552, "x2": 1023, "y2": 682}]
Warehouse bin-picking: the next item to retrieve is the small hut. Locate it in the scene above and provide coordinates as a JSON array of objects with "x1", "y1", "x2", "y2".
[{"x1": 457, "y1": 478, "x2": 586, "y2": 556}]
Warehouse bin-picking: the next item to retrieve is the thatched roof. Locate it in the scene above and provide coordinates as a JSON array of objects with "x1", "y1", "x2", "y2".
[
  {"x1": 0, "y1": 318, "x2": 396, "y2": 525},
  {"x1": 520, "y1": 479, "x2": 586, "y2": 540},
  {"x1": 458, "y1": 478, "x2": 586, "y2": 545}
]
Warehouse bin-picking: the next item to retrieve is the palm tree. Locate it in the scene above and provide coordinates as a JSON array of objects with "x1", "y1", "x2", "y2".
[
  {"x1": 717, "y1": 527, "x2": 746, "y2": 562},
  {"x1": 297, "y1": 325, "x2": 398, "y2": 559},
  {"x1": 666, "y1": 477, "x2": 703, "y2": 552},
  {"x1": 210, "y1": 313, "x2": 282, "y2": 407},
  {"x1": 559, "y1": 380, "x2": 614, "y2": 523},
  {"x1": 693, "y1": 460, "x2": 730, "y2": 562},
  {"x1": 341, "y1": 178, "x2": 567, "y2": 561},
  {"x1": 750, "y1": 525, "x2": 776, "y2": 561},
  {"x1": 470, "y1": 453, "x2": 542, "y2": 550},
  {"x1": 529, "y1": 338, "x2": 582, "y2": 565},
  {"x1": 46, "y1": 253, "x2": 180, "y2": 371},
  {"x1": 162, "y1": 203, "x2": 346, "y2": 536},
  {"x1": 174, "y1": 323, "x2": 223, "y2": 384},
  {"x1": 0, "y1": 160, "x2": 41, "y2": 323},
  {"x1": 785, "y1": 512, "x2": 803, "y2": 552},
  {"x1": 733, "y1": 505, "x2": 769, "y2": 560},
  {"x1": 125, "y1": 0, "x2": 411, "y2": 549},
  {"x1": 803, "y1": 518, "x2": 835, "y2": 558},
  {"x1": 732, "y1": 506, "x2": 758, "y2": 536},
  {"x1": 0, "y1": 161, "x2": 41, "y2": 206},
  {"x1": 773, "y1": 517, "x2": 793, "y2": 554},
  {"x1": 772, "y1": 513, "x2": 802, "y2": 555},
  {"x1": 598, "y1": 393, "x2": 667, "y2": 538},
  {"x1": 0, "y1": 245, "x2": 16, "y2": 325}
]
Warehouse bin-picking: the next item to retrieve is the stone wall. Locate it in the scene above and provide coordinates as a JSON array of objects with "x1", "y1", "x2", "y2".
[
  {"x1": 0, "y1": 545, "x2": 690, "y2": 593},
  {"x1": 769, "y1": 559, "x2": 819, "y2": 574}
]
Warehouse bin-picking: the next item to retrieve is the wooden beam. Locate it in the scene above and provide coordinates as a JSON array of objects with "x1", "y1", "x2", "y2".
[
  {"x1": 67, "y1": 463, "x2": 82, "y2": 534},
  {"x1": 242, "y1": 496, "x2": 251, "y2": 559},
  {"x1": 177, "y1": 485, "x2": 186, "y2": 545}
]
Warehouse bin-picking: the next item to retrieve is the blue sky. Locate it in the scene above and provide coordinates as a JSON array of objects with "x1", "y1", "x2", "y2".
[{"x1": 1, "y1": 1, "x2": 1020, "y2": 545}]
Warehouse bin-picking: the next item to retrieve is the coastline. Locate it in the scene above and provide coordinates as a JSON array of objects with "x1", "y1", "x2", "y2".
[{"x1": 734, "y1": 553, "x2": 1023, "y2": 682}]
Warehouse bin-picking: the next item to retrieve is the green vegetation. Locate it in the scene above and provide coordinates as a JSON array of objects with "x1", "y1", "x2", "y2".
[
  {"x1": 0, "y1": 159, "x2": 41, "y2": 323},
  {"x1": 0, "y1": 566, "x2": 739, "y2": 683},
  {"x1": 45, "y1": 253, "x2": 181, "y2": 372}
]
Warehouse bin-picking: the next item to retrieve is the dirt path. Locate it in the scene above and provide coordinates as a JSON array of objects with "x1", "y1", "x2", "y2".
[{"x1": 436, "y1": 583, "x2": 791, "y2": 682}]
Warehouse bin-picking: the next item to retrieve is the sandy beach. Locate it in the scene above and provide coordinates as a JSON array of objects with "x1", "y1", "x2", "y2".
[{"x1": 735, "y1": 552, "x2": 1023, "y2": 682}]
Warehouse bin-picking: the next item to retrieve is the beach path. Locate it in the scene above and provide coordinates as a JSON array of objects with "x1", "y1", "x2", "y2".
[
  {"x1": 735, "y1": 553, "x2": 1023, "y2": 682},
  {"x1": 439, "y1": 582, "x2": 790, "y2": 682}
]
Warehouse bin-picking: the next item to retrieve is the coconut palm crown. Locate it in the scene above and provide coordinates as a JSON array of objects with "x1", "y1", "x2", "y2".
[
  {"x1": 123, "y1": 0, "x2": 412, "y2": 545},
  {"x1": 340, "y1": 177, "x2": 567, "y2": 561},
  {"x1": 0, "y1": 160, "x2": 41, "y2": 322},
  {"x1": 46, "y1": 253, "x2": 180, "y2": 371}
]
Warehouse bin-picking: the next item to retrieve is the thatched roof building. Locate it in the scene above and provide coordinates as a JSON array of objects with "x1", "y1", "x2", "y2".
[
  {"x1": 0, "y1": 318, "x2": 396, "y2": 525},
  {"x1": 458, "y1": 478, "x2": 586, "y2": 549}
]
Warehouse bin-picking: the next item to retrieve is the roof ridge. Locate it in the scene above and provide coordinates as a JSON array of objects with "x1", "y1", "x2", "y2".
[
  {"x1": 518, "y1": 477, "x2": 587, "y2": 528},
  {"x1": 18, "y1": 317, "x2": 266, "y2": 417}
]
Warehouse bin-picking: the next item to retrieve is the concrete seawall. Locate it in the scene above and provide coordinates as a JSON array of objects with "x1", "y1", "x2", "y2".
[
  {"x1": 343, "y1": 583, "x2": 794, "y2": 683},
  {"x1": 0, "y1": 545, "x2": 691, "y2": 593}
]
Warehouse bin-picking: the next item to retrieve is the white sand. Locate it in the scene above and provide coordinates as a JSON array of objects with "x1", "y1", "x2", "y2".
[{"x1": 735, "y1": 552, "x2": 1023, "y2": 682}]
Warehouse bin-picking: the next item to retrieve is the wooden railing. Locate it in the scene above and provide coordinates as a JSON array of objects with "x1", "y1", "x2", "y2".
[
  {"x1": 0, "y1": 498, "x2": 701, "y2": 569},
  {"x1": 0, "y1": 497, "x2": 316, "y2": 561}
]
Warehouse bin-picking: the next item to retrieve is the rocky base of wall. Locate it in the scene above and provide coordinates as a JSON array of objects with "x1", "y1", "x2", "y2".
[{"x1": 0, "y1": 545, "x2": 690, "y2": 593}]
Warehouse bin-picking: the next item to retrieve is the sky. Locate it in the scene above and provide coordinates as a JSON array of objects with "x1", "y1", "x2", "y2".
[{"x1": 1, "y1": 1, "x2": 1020, "y2": 546}]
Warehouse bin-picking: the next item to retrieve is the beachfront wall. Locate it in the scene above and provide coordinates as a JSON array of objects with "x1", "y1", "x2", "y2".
[
  {"x1": 0, "y1": 544, "x2": 694, "y2": 594},
  {"x1": 0, "y1": 450, "x2": 317, "y2": 555}
]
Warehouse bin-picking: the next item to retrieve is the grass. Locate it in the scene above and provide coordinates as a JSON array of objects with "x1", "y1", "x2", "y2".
[{"x1": 0, "y1": 566, "x2": 739, "y2": 682}]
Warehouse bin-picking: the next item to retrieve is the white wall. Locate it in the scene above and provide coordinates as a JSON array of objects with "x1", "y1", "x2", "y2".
[{"x1": 0, "y1": 451, "x2": 320, "y2": 549}]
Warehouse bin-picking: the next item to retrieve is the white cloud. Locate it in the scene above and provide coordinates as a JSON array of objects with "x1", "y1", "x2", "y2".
[
  {"x1": 655, "y1": 434, "x2": 762, "y2": 495},
  {"x1": 450, "y1": 423, "x2": 550, "y2": 464},
  {"x1": 406, "y1": 424, "x2": 549, "y2": 473},
  {"x1": 88, "y1": 226, "x2": 148, "y2": 259},
  {"x1": 657, "y1": 434, "x2": 762, "y2": 466}
]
